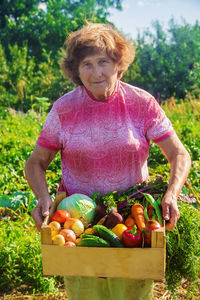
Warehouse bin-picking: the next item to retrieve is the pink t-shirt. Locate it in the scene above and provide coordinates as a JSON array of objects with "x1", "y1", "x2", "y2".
[{"x1": 37, "y1": 81, "x2": 174, "y2": 195}]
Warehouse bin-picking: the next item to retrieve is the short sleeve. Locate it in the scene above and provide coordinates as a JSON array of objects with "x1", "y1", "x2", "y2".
[
  {"x1": 144, "y1": 97, "x2": 174, "y2": 143},
  {"x1": 36, "y1": 105, "x2": 62, "y2": 151}
]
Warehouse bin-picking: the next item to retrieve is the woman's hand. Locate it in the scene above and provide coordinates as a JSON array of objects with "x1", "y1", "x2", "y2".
[
  {"x1": 31, "y1": 196, "x2": 53, "y2": 231},
  {"x1": 162, "y1": 191, "x2": 180, "y2": 230},
  {"x1": 157, "y1": 133, "x2": 191, "y2": 230},
  {"x1": 24, "y1": 145, "x2": 57, "y2": 230}
]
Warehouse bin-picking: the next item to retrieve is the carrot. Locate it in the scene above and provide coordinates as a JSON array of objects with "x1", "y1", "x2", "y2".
[
  {"x1": 131, "y1": 203, "x2": 146, "y2": 231},
  {"x1": 124, "y1": 214, "x2": 136, "y2": 228},
  {"x1": 142, "y1": 193, "x2": 162, "y2": 224},
  {"x1": 147, "y1": 203, "x2": 154, "y2": 219}
]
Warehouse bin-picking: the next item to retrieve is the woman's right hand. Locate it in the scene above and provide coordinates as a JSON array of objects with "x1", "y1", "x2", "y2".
[
  {"x1": 31, "y1": 196, "x2": 53, "y2": 231},
  {"x1": 24, "y1": 145, "x2": 58, "y2": 230}
]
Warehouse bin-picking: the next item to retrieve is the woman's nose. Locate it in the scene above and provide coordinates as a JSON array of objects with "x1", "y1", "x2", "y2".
[{"x1": 93, "y1": 65, "x2": 102, "y2": 77}]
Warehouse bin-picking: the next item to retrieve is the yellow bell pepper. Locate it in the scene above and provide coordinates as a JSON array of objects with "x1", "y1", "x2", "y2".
[{"x1": 112, "y1": 224, "x2": 127, "y2": 240}]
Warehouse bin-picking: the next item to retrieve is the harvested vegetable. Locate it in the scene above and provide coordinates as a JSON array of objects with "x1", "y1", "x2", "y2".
[
  {"x1": 64, "y1": 241, "x2": 76, "y2": 247},
  {"x1": 93, "y1": 225, "x2": 124, "y2": 248},
  {"x1": 147, "y1": 203, "x2": 154, "y2": 219},
  {"x1": 122, "y1": 226, "x2": 143, "y2": 248},
  {"x1": 59, "y1": 229, "x2": 76, "y2": 243},
  {"x1": 63, "y1": 218, "x2": 84, "y2": 236},
  {"x1": 142, "y1": 193, "x2": 162, "y2": 224},
  {"x1": 52, "y1": 234, "x2": 65, "y2": 246},
  {"x1": 131, "y1": 203, "x2": 146, "y2": 231},
  {"x1": 57, "y1": 193, "x2": 96, "y2": 223},
  {"x1": 124, "y1": 214, "x2": 135, "y2": 228},
  {"x1": 144, "y1": 219, "x2": 161, "y2": 247},
  {"x1": 49, "y1": 221, "x2": 61, "y2": 237},
  {"x1": 77, "y1": 236, "x2": 111, "y2": 247},
  {"x1": 111, "y1": 223, "x2": 127, "y2": 240},
  {"x1": 51, "y1": 210, "x2": 71, "y2": 223},
  {"x1": 105, "y1": 211, "x2": 123, "y2": 229}
]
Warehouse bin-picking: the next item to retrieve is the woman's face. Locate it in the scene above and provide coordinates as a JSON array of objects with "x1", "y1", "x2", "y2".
[{"x1": 78, "y1": 51, "x2": 119, "y2": 101}]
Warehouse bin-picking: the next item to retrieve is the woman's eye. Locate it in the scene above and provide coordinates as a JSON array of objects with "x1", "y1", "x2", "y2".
[{"x1": 100, "y1": 60, "x2": 107, "y2": 64}]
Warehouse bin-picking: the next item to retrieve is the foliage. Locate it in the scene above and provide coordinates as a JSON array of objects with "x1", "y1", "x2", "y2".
[
  {"x1": 0, "y1": 213, "x2": 62, "y2": 294},
  {"x1": 0, "y1": 43, "x2": 73, "y2": 111},
  {"x1": 0, "y1": 109, "x2": 61, "y2": 195},
  {"x1": 0, "y1": 0, "x2": 122, "y2": 61},
  {"x1": 0, "y1": 191, "x2": 37, "y2": 214},
  {"x1": 148, "y1": 99, "x2": 200, "y2": 198},
  {"x1": 1, "y1": 2, "x2": 200, "y2": 111},
  {"x1": 131, "y1": 18, "x2": 200, "y2": 100},
  {"x1": 165, "y1": 201, "x2": 200, "y2": 298}
]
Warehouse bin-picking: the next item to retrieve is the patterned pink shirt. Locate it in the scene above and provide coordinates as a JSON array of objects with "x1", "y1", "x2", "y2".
[{"x1": 37, "y1": 81, "x2": 174, "y2": 195}]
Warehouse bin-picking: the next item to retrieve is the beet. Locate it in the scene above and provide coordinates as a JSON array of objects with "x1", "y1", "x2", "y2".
[{"x1": 105, "y1": 212, "x2": 123, "y2": 229}]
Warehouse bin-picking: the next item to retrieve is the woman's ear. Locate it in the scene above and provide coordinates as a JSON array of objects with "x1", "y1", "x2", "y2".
[{"x1": 117, "y1": 70, "x2": 123, "y2": 80}]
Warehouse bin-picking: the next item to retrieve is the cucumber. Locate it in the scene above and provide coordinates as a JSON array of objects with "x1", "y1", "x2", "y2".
[
  {"x1": 93, "y1": 225, "x2": 124, "y2": 248},
  {"x1": 77, "y1": 237, "x2": 110, "y2": 247},
  {"x1": 81, "y1": 233, "x2": 97, "y2": 239}
]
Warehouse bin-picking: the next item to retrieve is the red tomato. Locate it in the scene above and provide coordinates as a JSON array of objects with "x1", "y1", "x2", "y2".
[
  {"x1": 144, "y1": 219, "x2": 161, "y2": 247},
  {"x1": 51, "y1": 210, "x2": 71, "y2": 223}
]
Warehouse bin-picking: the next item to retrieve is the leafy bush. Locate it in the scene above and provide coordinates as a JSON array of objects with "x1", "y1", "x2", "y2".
[
  {"x1": 166, "y1": 201, "x2": 200, "y2": 298},
  {"x1": 148, "y1": 98, "x2": 200, "y2": 196},
  {"x1": 0, "y1": 191, "x2": 37, "y2": 214},
  {"x1": 0, "y1": 214, "x2": 63, "y2": 294},
  {"x1": 0, "y1": 43, "x2": 73, "y2": 112},
  {"x1": 0, "y1": 109, "x2": 61, "y2": 195}
]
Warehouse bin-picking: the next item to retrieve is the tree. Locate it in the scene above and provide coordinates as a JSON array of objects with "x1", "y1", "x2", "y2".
[
  {"x1": 134, "y1": 18, "x2": 200, "y2": 100},
  {"x1": 0, "y1": 0, "x2": 122, "y2": 61},
  {"x1": 0, "y1": 0, "x2": 123, "y2": 111}
]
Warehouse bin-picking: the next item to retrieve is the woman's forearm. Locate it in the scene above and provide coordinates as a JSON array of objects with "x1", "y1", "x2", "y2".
[
  {"x1": 157, "y1": 134, "x2": 191, "y2": 198},
  {"x1": 24, "y1": 145, "x2": 57, "y2": 200},
  {"x1": 166, "y1": 150, "x2": 191, "y2": 198},
  {"x1": 157, "y1": 134, "x2": 191, "y2": 230},
  {"x1": 24, "y1": 146, "x2": 57, "y2": 230},
  {"x1": 24, "y1": 157, "x2": 50, "y2": 200}
]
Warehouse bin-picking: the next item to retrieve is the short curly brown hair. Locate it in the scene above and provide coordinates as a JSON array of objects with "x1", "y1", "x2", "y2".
[{"x1": 61, "y1": 23, "x2": 135, "y2": 85}]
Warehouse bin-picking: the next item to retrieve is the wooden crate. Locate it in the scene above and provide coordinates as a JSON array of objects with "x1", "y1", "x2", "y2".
[{"x1": 41, "y1": 192, "x2": 166, "y2": 280}]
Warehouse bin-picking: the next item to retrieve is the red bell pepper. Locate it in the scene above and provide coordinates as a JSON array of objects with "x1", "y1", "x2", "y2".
[{"x1": 122, "y1": 225, "x2": 143, "y2": 247}]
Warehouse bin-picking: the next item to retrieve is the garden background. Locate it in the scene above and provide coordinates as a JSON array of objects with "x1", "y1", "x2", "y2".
[{"x1": 0, "y1": 0, "x2": 199, "y2": 299}]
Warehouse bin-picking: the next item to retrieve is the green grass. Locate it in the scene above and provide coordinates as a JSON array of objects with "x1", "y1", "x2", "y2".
[{"x1": 0, "y1": 213, "x2": 62, "y2": 294}]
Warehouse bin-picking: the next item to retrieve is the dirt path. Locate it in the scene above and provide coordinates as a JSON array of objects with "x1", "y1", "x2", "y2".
[{"x1": 1, "y1": 281, "x2": 199, "y2": 299}]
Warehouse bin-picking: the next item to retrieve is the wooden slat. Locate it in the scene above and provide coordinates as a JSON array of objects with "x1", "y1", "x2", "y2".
[
  {"x1": 41, "y1": 192, "x2": 66, "y2": 245},
  {"x1": 151, "y1": 226, "x2": 165, "y2": 248},
  {"x1": 49, "y1": 192, "x2": 66, "y2": 220},
  {"x1": 41, "y1": 218, "x2": 52, "y2": 245},
  {"x1": 41, "y1": 245, "x2": 165, "y2": 280}
]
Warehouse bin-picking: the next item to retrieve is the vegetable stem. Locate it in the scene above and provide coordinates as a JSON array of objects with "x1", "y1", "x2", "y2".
[{"x1": 142, "y1": 192, "x2": 163, "y2": 224}]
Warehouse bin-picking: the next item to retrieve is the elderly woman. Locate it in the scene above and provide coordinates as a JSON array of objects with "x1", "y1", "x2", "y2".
[{"x1": 25, "y1": 23, "x2": 191, "y2": 300}]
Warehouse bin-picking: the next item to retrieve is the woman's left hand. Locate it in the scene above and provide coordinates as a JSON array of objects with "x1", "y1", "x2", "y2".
[
  {"x1": 156, "y1": 134, "x2": 191, "y2": 231},
  {"x1": 161, "y1": 191, "x2": 180, "y2": 230}
]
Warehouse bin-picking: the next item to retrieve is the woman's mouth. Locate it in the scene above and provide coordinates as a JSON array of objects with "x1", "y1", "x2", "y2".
[{"x1": 92, "y1": 80, "x2": 105, "y2": 84}]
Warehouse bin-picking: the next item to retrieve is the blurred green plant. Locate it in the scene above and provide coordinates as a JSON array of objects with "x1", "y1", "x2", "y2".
[{"x1": 0, "y1": 213, "x2": 63, "y2": 294}]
